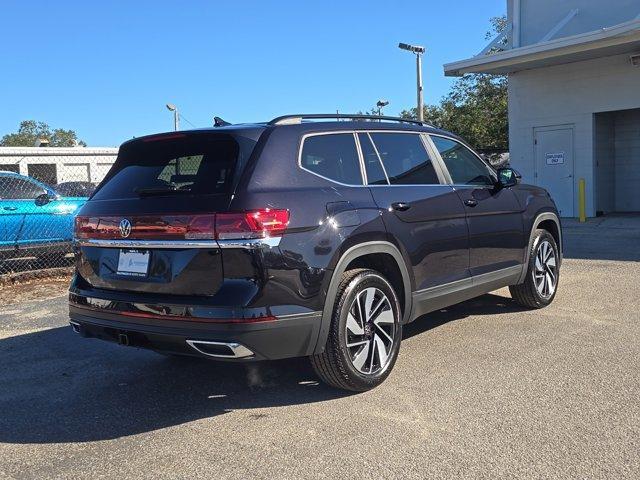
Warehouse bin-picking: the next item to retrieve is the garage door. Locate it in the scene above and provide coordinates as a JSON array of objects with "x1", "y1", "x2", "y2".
[{"x1": 614, "y1": 109, "x2": 640, "y2": 212}]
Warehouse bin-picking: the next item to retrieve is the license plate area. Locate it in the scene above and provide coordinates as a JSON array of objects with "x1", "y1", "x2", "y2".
[{"x1": 117, "y1": 249, "x2": 150, "y2": 277}]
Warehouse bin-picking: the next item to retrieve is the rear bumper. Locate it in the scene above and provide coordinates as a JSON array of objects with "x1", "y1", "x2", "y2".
[{"x1": 68, "y1": 298, "x2": 322, "y2": 362}]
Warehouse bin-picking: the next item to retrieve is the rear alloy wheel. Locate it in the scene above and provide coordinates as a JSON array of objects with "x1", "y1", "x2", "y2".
[
  {"x1": 345, "y1": 286, "x2": 396, "y2": 375},
  {"x1": 510, "y1": 229, "x2": 560, "y2": 309},
  {"x1": 311, "y1": 269, "x2": 402, "y2": 392}
]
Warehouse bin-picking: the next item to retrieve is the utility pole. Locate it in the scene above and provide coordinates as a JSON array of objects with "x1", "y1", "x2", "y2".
[{"x1": 399, "y1": 43, "x2": 426, "y2": 122}]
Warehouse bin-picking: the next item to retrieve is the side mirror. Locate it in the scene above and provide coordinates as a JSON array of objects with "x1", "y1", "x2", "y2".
[
  {"x1": 35, "y1": 193, "x2": 52, "y2": 206},
  {"x1": 496, "y1": 167, "x2": 521, "y2": 188}
]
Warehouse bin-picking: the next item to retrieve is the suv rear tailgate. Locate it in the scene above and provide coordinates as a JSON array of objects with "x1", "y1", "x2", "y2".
[{"x1": 73, "y1": 130, "x2": 261, "y2": 297}]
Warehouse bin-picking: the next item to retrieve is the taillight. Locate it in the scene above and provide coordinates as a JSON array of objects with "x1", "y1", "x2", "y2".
[
  {"x1": 74, "y1": 209, "x2": 289, "y2": 241},
  {"x1": 216, "y1": 209, "x2": 289, "y2": 240}
]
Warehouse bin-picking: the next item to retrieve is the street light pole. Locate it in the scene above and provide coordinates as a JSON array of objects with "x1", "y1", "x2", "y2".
[
  {"x1": 166, "y1": 103, "x2": 180, "y2": 131},
  {"x1": 398, "y1": 43, "x2": 426, "y2": 122},
  {"x1": 416, "y1": 53, "x2": 424, "y2": 122},
  {"x1": 376, "y1": 100, "x2": 389, "y2": 117}
]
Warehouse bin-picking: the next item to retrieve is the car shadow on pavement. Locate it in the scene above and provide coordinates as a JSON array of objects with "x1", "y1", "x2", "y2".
[
  {"x1": 403, "y1": 293, "x2": 528, "y2": 340},
  {"x1": 0, "y1": 326, "x2": 349, "y2": 444},
  {"x1": 0, "y1": 293, "x2": 523, "y2": 445}
]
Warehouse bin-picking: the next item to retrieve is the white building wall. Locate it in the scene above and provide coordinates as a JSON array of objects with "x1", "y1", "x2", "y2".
[
  {"x1": 0, "y1": 147, "x2": 118, "y2": 184},
  {"x1": 508, "y1": 52, "x2": 640, "y2": 217}
]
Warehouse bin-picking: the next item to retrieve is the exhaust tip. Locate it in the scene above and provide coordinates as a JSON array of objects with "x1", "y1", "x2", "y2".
[
  {"x1": 186, "y1": 340, "x2": 254, "y2": 359},
  {"x1": 69, "y1": 321, "x2": 81, "y2": 334}
]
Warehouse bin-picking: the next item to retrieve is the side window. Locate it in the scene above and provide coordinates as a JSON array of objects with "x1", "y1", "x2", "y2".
[
  {"x1": 431, "y1": 136, "x2": 495, "y2": 186},
  {"x1": 357, "y1": 133, "x2": 388, "y2": 185},
  {"x1": 369, "y1": 133, "x2": 440, "y2": 185},
  {"x1": 300, "y1": 134, "x2": 362, "y2": 185},
  {"x1": 0, "y1": 177, "x2": 46, "y2": 199}
]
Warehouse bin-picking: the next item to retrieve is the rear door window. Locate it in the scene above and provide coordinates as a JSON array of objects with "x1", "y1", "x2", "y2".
[
  {"x1": 369, "y1": 133, "x2": 440, "y2": 185},
  {"x1": 91, "y1": 133, "x2": 257, "y2": 200},
  {"x1": 300, "y1": 134, "x2": 363, "y2": 185}
]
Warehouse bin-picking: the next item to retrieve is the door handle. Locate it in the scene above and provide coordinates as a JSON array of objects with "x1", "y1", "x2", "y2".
[
  {"x1": 464, "y1": 199, "x2": 478, "y2": 207},
  {"x1": 3, "y1": 206, "x2": 18, "y2": 211},
  {"x1": 391, "y1": 202, "x2": 411, "y2": 212}
]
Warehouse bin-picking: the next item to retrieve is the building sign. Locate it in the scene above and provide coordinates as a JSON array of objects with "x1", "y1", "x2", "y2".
[{"x1": 545, "y1": 152, "x2": 565, "y2": 165}]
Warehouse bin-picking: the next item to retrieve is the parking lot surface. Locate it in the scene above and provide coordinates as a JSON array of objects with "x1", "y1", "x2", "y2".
[{"x1": 1, "y1": 220, "x2": 639, "y2": 479}]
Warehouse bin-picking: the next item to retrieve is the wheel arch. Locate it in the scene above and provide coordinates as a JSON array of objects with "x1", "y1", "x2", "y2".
[
  {"x1": 312, "y1": 241, "x2": 412, "y2": 355},
  {"x1": 517, "y1": 211, "x2": 562, "y2": 284}
]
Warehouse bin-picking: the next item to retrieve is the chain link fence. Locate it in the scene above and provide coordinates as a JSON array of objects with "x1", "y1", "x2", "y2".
[{"x1": 0, "y1": 147, "x2": 117, "y2": 280}]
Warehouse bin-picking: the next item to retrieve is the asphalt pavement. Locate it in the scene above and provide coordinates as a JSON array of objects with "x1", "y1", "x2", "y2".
[{"x1": 1, "y1": 218, "x2": 639, "y2": 479}]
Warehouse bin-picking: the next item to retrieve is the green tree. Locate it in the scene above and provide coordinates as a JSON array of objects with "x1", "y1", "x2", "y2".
[
  {"x1": 0, "y1": 120, "x2": 87, "y2": 147},
  {"x1": 399, "y1": 16, "x2": 508, "y2": 153}
]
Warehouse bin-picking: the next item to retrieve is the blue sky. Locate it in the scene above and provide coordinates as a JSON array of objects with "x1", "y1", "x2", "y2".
[{"x1": 0, "y1": 0, "x2": 505, "y2": 146}]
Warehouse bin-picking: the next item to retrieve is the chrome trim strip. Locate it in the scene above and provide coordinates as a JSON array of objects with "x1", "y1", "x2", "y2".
[
  {"x1": 186, "y1": 340, "x2": 254, "y2": 359},
  {"x1": 276, "y1": 311, "x2": 322, "y2": 319},
  {"x1": 76, "y1": 237, "x2": 282, "y2": 249},
  {"x1": 471, "y1": 265, "x2": 523, "y2": 286},
  {"x1": 413, "y1": 265, "x2": 523, "y2": 300},
  {"x1": 69, "y1": 321, "x2": 81, "y2": 334},
  {"x1": 217, "y1": 237, "x2": 281, "y2": 249},
  {"x1": 413, "y1": 277, "x2": 473, "y2": 301},
  {"x1": 421, "y1": 133, "x2": 452, "y2": 184},
  {"x1": 76, "y1": 238, "x2": 219, "y2": 249},
  {"x1": 297, "y1": 131, "x2": 366, "y2": 187},
  {"x1": 297, "y1": 130, "x2": 443, "y2": 188},
  {"x1": 353, "y1": 132, "x2": 369, "y2": 185},
  {"x1": 365, "y1": 132, "x2": 391, "y2": 184}
]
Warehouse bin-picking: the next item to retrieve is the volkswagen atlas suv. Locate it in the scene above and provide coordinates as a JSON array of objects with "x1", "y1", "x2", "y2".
[{"x1": 69, "y1": 114, "x2": 562, "y2": 391}]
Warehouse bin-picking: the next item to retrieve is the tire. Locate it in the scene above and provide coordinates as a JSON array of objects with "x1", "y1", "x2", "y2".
[
  {"x1": 311, "y1": 268, "x2": 402, "y2": 392},
  {"x1": 509, "y1": 229, "x2": 560, "y2": 309}
]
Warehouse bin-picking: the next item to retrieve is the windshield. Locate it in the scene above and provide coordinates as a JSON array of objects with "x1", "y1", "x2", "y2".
[{"x1": 91, "y1": 132, "x2": 258, "y2": 200}]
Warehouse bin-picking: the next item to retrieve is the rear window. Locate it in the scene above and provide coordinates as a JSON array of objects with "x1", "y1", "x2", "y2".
[
  {"x1": 300, "y1": 133, "x2": 363, "y2": 185},
  {"x1": 92, "y1": 133, "x2": 257, "y2": 200}
]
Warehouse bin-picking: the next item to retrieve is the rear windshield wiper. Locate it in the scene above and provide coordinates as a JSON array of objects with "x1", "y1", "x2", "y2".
[{"x1": 134, "y1": 185, "x2": 192, "y2": 196}]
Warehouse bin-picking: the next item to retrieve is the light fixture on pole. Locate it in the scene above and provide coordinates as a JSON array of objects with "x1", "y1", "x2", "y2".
[
  {"x1": 166, "y1": 103, "x2": 180, "y2": 131},
  {"x1": 376, "y1": 100, "x2": 389, "y2": 116},
  {"x1": 398, "y1": 42, "x2": 426, "y2": 122}
]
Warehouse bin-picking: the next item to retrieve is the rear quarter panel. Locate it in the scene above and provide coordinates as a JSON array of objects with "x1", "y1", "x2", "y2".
[{"x1": 231, "y1": 127, "x2": 391, "y2": 312}]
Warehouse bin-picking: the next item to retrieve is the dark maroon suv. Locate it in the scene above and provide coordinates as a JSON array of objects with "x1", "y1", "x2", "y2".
[{"x1": 69, "y1": 114, "x2": 562, "y2": 391}]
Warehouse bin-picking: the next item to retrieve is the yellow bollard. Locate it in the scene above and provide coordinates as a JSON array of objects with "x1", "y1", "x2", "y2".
[{"x1": 578, "y1": 178, "x2": 586, "y2": 223}]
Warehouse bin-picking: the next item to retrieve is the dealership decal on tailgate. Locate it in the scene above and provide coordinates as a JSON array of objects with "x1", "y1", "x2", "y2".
[{"x1": 117, "y1": 250, "x2": 150, "y2": 276}]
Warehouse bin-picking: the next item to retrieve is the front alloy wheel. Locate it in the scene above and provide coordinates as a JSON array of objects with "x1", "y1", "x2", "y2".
[
  {"x1": 533, "y1": 239, "x2": 558, "y2": 299},
  {"x1": 510, "y1": 229, "x2": 560, "y2": 309}
]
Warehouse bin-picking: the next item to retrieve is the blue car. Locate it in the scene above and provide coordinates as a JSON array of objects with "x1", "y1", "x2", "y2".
[{"x1": 0, "y1": 171, "x2": 88, "y2": 260}]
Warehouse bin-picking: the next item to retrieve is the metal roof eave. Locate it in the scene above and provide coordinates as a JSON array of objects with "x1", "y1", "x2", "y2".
[{"x1": 444, "y1": 18, "x2": 640, "y2": 76}]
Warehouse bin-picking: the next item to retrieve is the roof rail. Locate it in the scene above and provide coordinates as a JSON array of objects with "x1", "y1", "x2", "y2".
[{"x1": 268, "y1": 114, "x2": 432, "y2": 127}]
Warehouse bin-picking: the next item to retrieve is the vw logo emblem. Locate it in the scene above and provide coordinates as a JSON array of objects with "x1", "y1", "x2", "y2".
[{"x1": 119, "y1": 219, "x2": 132, "y2": 238}]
